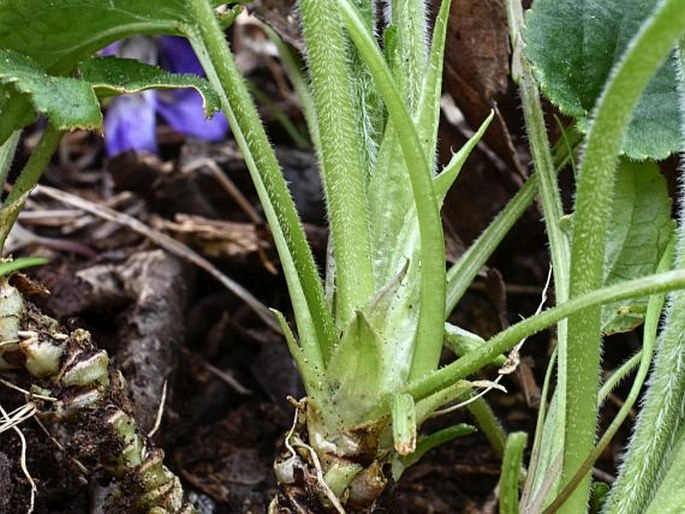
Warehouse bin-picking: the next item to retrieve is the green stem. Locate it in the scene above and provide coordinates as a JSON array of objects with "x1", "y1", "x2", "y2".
[
  {"x1": 467, "y1": 397, "x2": 507, "y2": 456},
  {"x1": 499, "y1": 432, "x2": 528, "y2": 514},
  {"x1": 0, "y1": 125, "x2": 63, "y2": 250},
  {"x1": 445, "y1": 127, "x2": 582, "y2": 316},
  {"x1": 561, "y1": 2, "x2": 685, "y2": 511},
  {"x1": 506, "y1": 0, "x2": 569, "y2": 304},
  {"x1": 388, "y1": 0, "x2": 428, "y2": 110},
  {"x1": 183, "y1": 0, "x2": 334, "y2": 367},
  {"x1": 347, "y1": 0, "x2": 383, "y2": 174},
  {"x1": 398, "y1": 267, "x2": 685, "y2": 409},
  {"x1": 263, "y1": 26, "x2": 319, "y2": 149},
  {"x1": 597, "y1": 351, "x2": 641, "y2": 405},
  {"x1": 298, "y1": 0, "x2": 375, "y2": 327},
  {"x1": 339, "y1": 0, "x2": 446, "y2": 380},
  {"x1": 507, "y1": 3, "x2": 571, "y2": 483},
  {"x1": 545, "y1": 237, "x2": 672, "y2": 514},
  {"x1": 604, "y1": 43, "x2": 685, "y2": 514},
  {"x1": 0, "y1": 130, "x2": 21, "y2": 200}
]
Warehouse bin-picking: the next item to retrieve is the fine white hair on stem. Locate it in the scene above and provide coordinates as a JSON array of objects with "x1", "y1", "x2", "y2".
[{"x1": 604, "y1": 49, "x2": 685, "y2": 514}]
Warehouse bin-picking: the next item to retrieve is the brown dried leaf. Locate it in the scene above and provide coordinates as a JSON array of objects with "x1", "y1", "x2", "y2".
[
  {"x1": 246, "y1": 0, "x2": 302, "y2": 50},
  {"x1": 152, "y1": 214, "x2": 264, "y2": 260},
  {"x1": 438, "y1": 0, "x2": 523, "y2": 173}
]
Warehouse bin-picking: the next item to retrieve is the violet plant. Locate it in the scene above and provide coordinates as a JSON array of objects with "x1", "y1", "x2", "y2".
[
  {"x1": 102, "y1": 36, "x2": 229, "y2": 156},
  {"x1": 0, "y1": 0, "x2": 685, "y2": 513}
]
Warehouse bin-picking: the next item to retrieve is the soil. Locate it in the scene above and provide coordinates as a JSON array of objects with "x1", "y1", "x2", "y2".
[{"x1": 0, "y1": 3, "x2": 641, "y2": 513}]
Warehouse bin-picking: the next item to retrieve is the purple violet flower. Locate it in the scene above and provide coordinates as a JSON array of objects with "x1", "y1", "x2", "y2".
[{"x1": 103, "y1": 36, "x2": 229, "y2": 157}]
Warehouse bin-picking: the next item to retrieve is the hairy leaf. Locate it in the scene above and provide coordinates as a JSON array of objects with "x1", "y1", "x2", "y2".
[
  {"x1": 368, "y1": 0, "x2": 452, "y2": 288},
  {"x1": 601, "y1": 159, "x2": 672, "y2": 334},
  {"x1": 524, "y1": 0, "x2": 679, "y2": 160}
]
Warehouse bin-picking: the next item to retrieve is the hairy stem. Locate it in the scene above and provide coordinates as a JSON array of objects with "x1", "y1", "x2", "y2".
[
  {"x1": 183, "y1": 0, "x2": 335, "y2": 368},
  {"x1": 0, "y1": 125, "x2": 63, "y2": 250},
  {"x1": 339, "y1": 0, "x2": 445, "y2": 380},
  {"x1": 546, "y1": 236, "x2": 672, "y2": 513},
  {"x1": 561, "y1": 2, "x2": 685, "y2": 511},
  {"x1": 399, "y1": 268, "x2": 685, "y2": 410},
  {"x1": 602, "y1": 41, "x2": 685, "y2": 514},
  {"x1": 298, "y1": 0, "x2": 375, "y2": 327}
]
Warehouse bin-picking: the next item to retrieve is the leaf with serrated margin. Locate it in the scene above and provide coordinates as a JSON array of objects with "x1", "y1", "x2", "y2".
[
  {"x1": 79, "y1": 57, "x2": 221, "y2": 116},
  {"x1": 524, "y1": 0, "x2": 679, "y2": 160},
  {"x1": 601, "y1": 159, "x2": 673, "y2": 334},
  {"x1": 0, "y1": 49, "x2": 101, "y2": 130},
  {"x1": 0, "y1": 0, "x2": 230, "y2": 141}
]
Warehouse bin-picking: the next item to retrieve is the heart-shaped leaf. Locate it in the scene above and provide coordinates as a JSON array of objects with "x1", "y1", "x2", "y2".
[{"x1": 524, "y1": 0, "x2": 678, "y2": 160}]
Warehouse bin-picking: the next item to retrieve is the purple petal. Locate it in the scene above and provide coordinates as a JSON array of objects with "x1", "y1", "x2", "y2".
[
  {"x1": 103, "y1": 91, "x2": 158, "y2": 156},
  {"x1": 156, "y1": 88, "x2": 229, "y2": 141},
  {"x1": 158, "y1": 36, "x2": 205, "y2": 75},
  {"x1": 98, "y1": 41, "x2": 121, "y2": 57}
]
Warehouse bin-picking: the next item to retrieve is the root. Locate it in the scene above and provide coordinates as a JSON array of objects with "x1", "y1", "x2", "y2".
[
  {"x1": 147, "y1": 380, "x2": 168, "y2": 438},
  {"x1": 0, "y1": 278, "x2": 195, "y2": 513},
  {"x1": 0, "y1": 399, "x2": 37, "y2": 513},
  {"x1": 272, "y1": 399, "x2": 388, "y2": 514},
  {"x1": 284, "y1": 406, "x2": 345, "y2": 514}
]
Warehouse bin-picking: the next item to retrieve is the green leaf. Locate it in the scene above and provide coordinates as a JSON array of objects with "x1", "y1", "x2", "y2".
[
  {"x1": 363, "y1": 260, "x2": 417, "y2": 392},
  {"x1": 0, "y1": 0, "x2": 229, "y2": 141},
  {"x1": 601, "y1": 159, "x2": 672, "y2": 334},
  {"x1": 324, "y1": 311, "x2": 383, "y2": 427},
  {"x1": 79, "y1": 57, "x2": 221, "y2": 116},
  {"x1": 524, "y1": 0, "x2": 679, "y2": 160},
  {"x1": 369, "y1": 0, "x2": 452, "y2": 287},
  {"x1": 434, "y1": 111, "x2": 494, "y2": 204},
  {"x1": 0, "y1": 0, "x2": 226, "y2": 73},
  {"x1": 270, "y1": 309, "x2": 323, "y2": 398},
  {"x1": 340, "y1": 0, "x2": 446, "y2": 379},
  {"x1": 0, "y1": 49, "x2": 101, "y2": 130}
]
